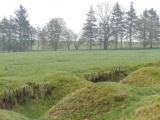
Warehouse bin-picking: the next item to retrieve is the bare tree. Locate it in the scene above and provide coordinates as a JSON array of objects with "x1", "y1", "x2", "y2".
[
  {"x1": 97, "y1": 2, "x2": 113, "y2": 50},
  {"x1": 38, "y1": 27, "x2": 48, "y2": 50},
  {"x1": 97, "y1": 23, "x2": 103, "y2": 49},
  {"x1": 74, "y1": 32, "x2": 85, "y2": 50},
  {"x1": 46, "y1": 18, "x2": 65, "y2": 51},
  {"x1": 63, "y1": 29, "x2": 74, "y2": 50},
  {"x1": 73, "y1": 33, "x2": 79, "y2": 50}
]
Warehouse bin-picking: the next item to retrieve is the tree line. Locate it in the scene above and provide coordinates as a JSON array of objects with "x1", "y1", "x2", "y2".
[
  {"x1": 0, "y1": 5, "x2": 36, "y2": 52},
  {"x1": 83, "y1": 2, "x2": 160, "y2": 50},
  {"x1": 0, "y1": 2, "x2": 160, "y2": 52}
]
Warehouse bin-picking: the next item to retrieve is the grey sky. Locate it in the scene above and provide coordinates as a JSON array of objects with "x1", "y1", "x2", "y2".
[{"x1": 0, "y1": 0, "x2": 160, "y2": 33}]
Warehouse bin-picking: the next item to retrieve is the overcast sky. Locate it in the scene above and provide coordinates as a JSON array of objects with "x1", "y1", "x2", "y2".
[{"x1": 0, "y1": 0, "x2": 160, "y2": 33}]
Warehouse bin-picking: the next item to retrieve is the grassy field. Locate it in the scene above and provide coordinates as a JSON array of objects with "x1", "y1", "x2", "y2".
[
  {"x1": 0, "y1": 49, "x2": 160, "y2": 120},
  {"x1": 0, "y1": 49, "x2": 159, "y2": 90}
]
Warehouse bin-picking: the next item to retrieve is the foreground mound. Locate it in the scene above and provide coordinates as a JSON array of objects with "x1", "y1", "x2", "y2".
[
  {"x1": 14, "y1": 72, "x2": 91, "y2": 119},
  {"x1": 45, "y1": 83, "x2": 129, "y2": 120},
  {"x1": 0, "y1": 110, "x2": 29, "y2": 120},
  {"x1": 129, "y1": 95, "x2": 160, "y2": 120},
  {"x1": 121, "y1": 67, "x2": 160, "y2": 87}
]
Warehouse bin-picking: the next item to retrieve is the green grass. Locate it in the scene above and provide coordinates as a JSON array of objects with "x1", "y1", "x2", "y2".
[
  {"x1": 0, "y1": 110, "x2": 29, "y2": 120},
  {"x1": 0, "y1": 49, "x2": 160, "y2": 120}
]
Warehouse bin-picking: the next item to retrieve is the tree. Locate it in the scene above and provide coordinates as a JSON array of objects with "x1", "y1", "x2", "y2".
[
  {"x1": 63, "y1": 29, "x2": 74, "y2": 50},
  {"x1": 147, "y1": 8, "x2": 160, "y2": 48},
  {"x1": 126, "y1": 2, "x2": 138, "y2": 48},
  {"x1": 119, "y1": 11, "x2": 126, "y2": 49},
  {"x1": 0, "y1": 17, "x2": 9, "y2": 51},
  {"x1": 111, "y1": 2, "x2": 125, "y2": 48},
  {"x1": 15, "y1": 5, "x2": 32, "y2": 51},
  {"x1": 0, "y1": 5, "x2": 34, "y2": 52},
  {"x1": 0, "y1": 17, "x2": 17, "y2": 51},
  {"x1": 38, "y1": 27, "x2": 48, "y2": 50},
  {"x1": 137, "y1": 9, "x2": 160, "y2": 48},
  {"x1": 73, "y1": 33, "x2": 79, "y2": 50},
  {"x1": 83, "y1": 6, "x2": 97, "y2": 50},
  {"x1": 97, "y1": 2, "x2": 113, "y2": 50},
  {"x1": 29, "y1": 26, "x2": 37, "y2": 50},
  {"x1": 46, "y1": 18, "x2": 65, "y2": 51},
  {"x1": 137, "y1": 10, "x2": 149, "y2": 48},
  {"x1": 97, "y1": 23, "x2": 103, "y2": 49}
]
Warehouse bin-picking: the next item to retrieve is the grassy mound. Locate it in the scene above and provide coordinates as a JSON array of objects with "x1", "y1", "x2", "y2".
[
  {"x1": 0, "y1": 110, "x2": 29, "y2": 120},
  {"x1": 14, "y1": 72, "x2": 91, "y2": 119},
  {"x1": 43, "y1": 72, "x2": 91, "y2": 99},
  {"x1": 121, "y1": 67, "x2": 160, "y2": 87},
  {"x1": 129, "y1": 95, "x2": 160, "y2": 120},
  {"x1": 45, "y1": 83, "x2": 129, "y2": 120}
]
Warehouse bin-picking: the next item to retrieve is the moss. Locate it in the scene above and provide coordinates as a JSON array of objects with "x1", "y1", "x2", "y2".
[
  {"x1": 45, "y1": 83, "x2": 129, "y2": 120},
  {"x1": 121, "y1": 67, "x2": 160, "y2": 87}
]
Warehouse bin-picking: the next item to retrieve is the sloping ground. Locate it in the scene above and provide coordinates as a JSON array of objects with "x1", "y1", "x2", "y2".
[
  {"x1": 43, "y1": 72, "x2": 91, "y2": 99},
  {"x1": 136, "y1": 61, "x2": 160, "y2": 69},
  {"x1": 0, "y1": 51, "x2": 160, "y2": 120},
  {"x1": 43, "y1": 63, "x2": 160, "y2": 120},
  {"x1": 121, "y1": 67, "x2": 160, "y2": 87},
  {"x1": 0, "y1": 110, "x2": 29, "y2": 120},
  {"x1": 44, "y1": 84, "x2": 160, "y2": 120},
  {"x1": 129, "y1": 95, "x2": 160, "y2": 120},
  {"x1": 12, "y1": 72, "x2": 91, "y2": 119},
  {"x1": 1, "y1": 61, "x2": 160, "y2": 120},
  {"x1": 44, "y1": 83, "x2": 130, "y2": 120}
]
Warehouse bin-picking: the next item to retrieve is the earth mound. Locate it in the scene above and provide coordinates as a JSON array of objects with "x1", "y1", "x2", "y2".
[
  {"x1": 129, "y1": 95, "x2": 160, "y2": 120},
  {"x1": 121, "y1": 67, "x2": 160, "y2": 87},
  {"x1": 45, "y1": 83, "x2": 129, "y2": 120}
]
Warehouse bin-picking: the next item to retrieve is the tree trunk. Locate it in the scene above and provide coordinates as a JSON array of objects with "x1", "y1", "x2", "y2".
[
  {"x1": 19, "y1": 30, "x2": 22, "y2": 51},
  {"x1": 150, "y1": 38, "x2": 152, "y2": 48},
  {"x1": 99, "y1": 38, "x2": 102, "y2": 49},
  {"x1": 104, "y1": 35, "x2": 108, "y2": 50},
  {"x1": 115, "y1": 32, "x2": 118, "y2": 49},
  {"x1": 149, "y1": 33, "x2": 152, "y2": 49},
  {"x1": 129, "y1": 30, "x2": 132, "y2": 49},
  {"x1": 143, "y1": 38, "x2": 146, "y2": 48},
  {"x1": 120, "y1": 35, "x2": 123, "y2": 49},
  {"x1": 89, "y1": 38, "x2": 92, "y2": 50},
  {"x1": 67, "y1": 42, "x2": 70, "y2": 51},
  {"x1": 37, "y1": 40, "x2": 40, "y2": 50}
]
